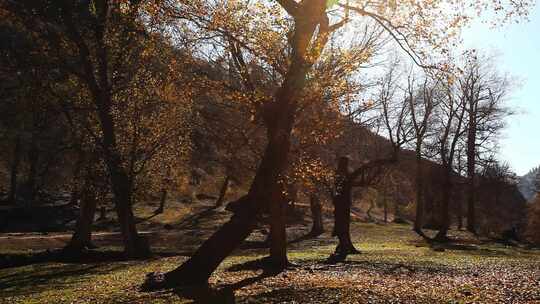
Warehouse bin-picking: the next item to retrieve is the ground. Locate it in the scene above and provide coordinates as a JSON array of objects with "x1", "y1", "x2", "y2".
[{"x1": 1, "y1": 200, "x2": 539, "y2": 303}]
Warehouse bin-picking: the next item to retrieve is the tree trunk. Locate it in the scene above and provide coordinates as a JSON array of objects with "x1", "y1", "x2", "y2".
[
  {"x1": 457, "y1": 199, "x2": 463, "y2": 230},
  {"x1": 269, "y1": 182, "x2": 289, "y2": 269},
  {"x1": 68, "y1": 151, "x2": 85, "y2": 206},
  {"x1": 215, "y1": 175, "x2": 230, "y2": 207},
  {"x1": 383, "y1": 195, "x2": 388, "y2": 224},
  {"x1": 330, "y1": 157, "x2": 360, "y2": 261},
  {"x1": 94, "y1": 91, "x2": 150, "y2": 258},
  {"x1": 309, "y1": 194, "x2": 324, "y2": 235},
  {"x1": 25, "y1": 143, "x2": 39, "y2": 204},
  {"x1": 434, "y1": 167, "x2": 452, "y2": 242},
  {"x1": 64, "y1": 190, "x2": 97, "y2": 254},
  {"x1": 111, "y1": 170, "x2": 149, "y2": 257},
  {"x1": 466, "y1": 103, "x2": 477, "y2": 234},
  {"x1": 147, "y1": 6, "x2": 326, "y2": 287},
  {"x1": 162, "y1": 121, "x2": 293, "y2": 285},
  {"x1": 413, "y1": 146, "x2": 427, "y2": 237},
  {"x1": 330, "y1": 188, "x2": 359, "y2": 261},
  {"x1": 8, "y1": 136, "x2": 21, "y2": 204},
  {"x1": 155, "y1": 188, "x2": 167, "y2": 214}
]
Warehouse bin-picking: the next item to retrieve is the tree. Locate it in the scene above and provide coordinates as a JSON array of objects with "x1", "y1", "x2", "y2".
[
  {"x1": 2, "y1": 1, "x2": 192, "y2": 257},
  {"x1": 430, "y1": 75, "x2": 468, "y2": 242},
  {"x1": 145, "y1": 0, "x2": 532, "y2": 288},
  {"x1": 458, "y1": 50, "x2": 513, "y2": 234},
  {"x1": 328, "y1": 63, "x2": 410, "y2": 262},
  {"x1": 407, "y1": 72, "x2": 441, "y2": 237}
]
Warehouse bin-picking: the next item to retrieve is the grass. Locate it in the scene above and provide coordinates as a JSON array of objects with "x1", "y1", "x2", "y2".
[{"x1": 1, "y1": 220, "x2": 539, "y2": 304}]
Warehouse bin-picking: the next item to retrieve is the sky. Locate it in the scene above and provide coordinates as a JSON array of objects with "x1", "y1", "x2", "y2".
[{"x1": 462, "y1": 3, "x2": 540, "y2": 176}]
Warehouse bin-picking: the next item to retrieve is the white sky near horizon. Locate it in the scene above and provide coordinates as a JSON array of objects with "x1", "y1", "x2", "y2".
[{"x1": 461, "y1": 2, "x2": 540, "y2": 176}]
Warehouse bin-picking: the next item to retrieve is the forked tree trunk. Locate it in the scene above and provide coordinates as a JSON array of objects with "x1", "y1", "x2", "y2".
[
  {"x1": 215, "y1": 175, "x2": 230, "y2": 207},
  {"x1": 331, "y1": 189, "x2": 359, "y2": 260},
  {"x1": 309, "y1": 194, "x2": 324, "y2": 235},
  {"x1": 162, "y1": 120, "x2": 293, "y2": 285},
  {"x1": 8, "y1": 136, "x2": 21, "y2": 204},
  {"x1": 96, "y1": 96, "x2": 150, "y2": 258},
  {"x1": 147, "y1": 2, "x2": 328, "y2": 288},
  {"x1": 111, "y1": 170, "x2": 149, "y2": 257},
  {"x1": 64, "y1": 190, "x2": 97, "y2": 254},
  {"x1": 330, "y1": 157, "x2": 360, "y2": 262}
]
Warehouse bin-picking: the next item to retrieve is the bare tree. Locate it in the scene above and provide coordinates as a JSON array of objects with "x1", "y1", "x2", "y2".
[
  {"x1": 407, "y1": 72, "x2": 440, "y2": 238},
  {"x1": 458, "y1": 51, "x2": 513, "y2": 234},
  {"x1": 432, "y1": 77, "x2": 468, "y2": 242}
]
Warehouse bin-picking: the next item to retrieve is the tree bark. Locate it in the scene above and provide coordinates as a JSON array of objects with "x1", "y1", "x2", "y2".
[
  {"x1": 94, "y1": 89, "x2": 149, "y2": 257},
  {"x1": 457, "y1": 199, "x2": 463, "y2": 230},
  {"x1": 64, "y1": 189, "x2": 97, "y2": 253},
  {"x1": 466, "y1": 102, "x2": 477, "y2": 234},
  {"x1": 111, "y1": 169, "x2": 149, "y2": 257},
  {"x1": 413, "y1": 145, "x2": 427, "y2": 237},
  {"x1": 309, "y1": 194, "x2": 324, "y2": 235},
  {"x1": 330, "y1": 157, "x2": 360, "y2": 261},
  {"x1": 434, "y1": 167, "x2": 452, "y2": 242},
  {"x1": 215, "y1": 175, "x2": 230, "y2": 207},
  {"x1": 269, "y1": 182, "x2": 289, "y2": 269}
]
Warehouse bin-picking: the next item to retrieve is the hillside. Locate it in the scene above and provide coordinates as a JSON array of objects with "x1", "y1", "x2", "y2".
[{"x1": 518, "y1": 166, "x2": 539, "y2": 202}]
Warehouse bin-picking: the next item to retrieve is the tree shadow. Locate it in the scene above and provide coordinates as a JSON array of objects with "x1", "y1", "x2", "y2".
[
  {"x1": 175, "y1": 206, "x2": 220, "y2": 230},
  {"x1": 287, "y1": 231, "x2": 324, "y2": 245},
  {"x1": 226, "y1": 256, "x2": 291, "y2": 273},
  {"x1": 410, "y1": 238, "x2": 515, "y2": 256},
  {"x1": 0, "y1": 248, "x2": 182, "y2": 269},
  {"x1": 170, "y1": 270, "x2": 272, "y2": 303},
  {"x1": 135, "y1": 212, "x2": 160, "y2": 224},
  {"x1": 306, "y1": 259, "x2": 458, "y2": 276},
  {"x1": 0, "y1": 262, "x2": 130, "y2": 297}
]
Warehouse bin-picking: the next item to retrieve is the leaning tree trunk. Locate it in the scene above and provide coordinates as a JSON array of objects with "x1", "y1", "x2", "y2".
[
  {"x1": 309, "y1": 194, "x2": 324, "y2": 236},
  {"x1": 145, "y1": 3, "x2": 329, "y2": 287},
  {"x1": 158, "y1": 57, "x2": 304, "y2": 286},
  {"x1": 162, "y1": 118, "x2": 294, "y2": 285},
  {"x1": 64, "y1": 189, "x2": 97, "y2": 254},
  {"x1": 215, "y1": 175, "x2": 230, "y2": 207}
]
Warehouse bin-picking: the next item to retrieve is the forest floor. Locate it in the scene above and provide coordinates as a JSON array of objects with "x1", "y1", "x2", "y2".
[{"x1": 1, "y1": 200, "x2": 539, "y2": 303}]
